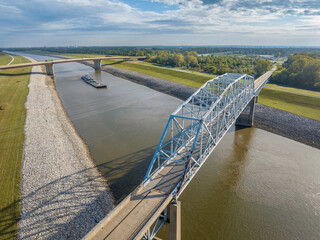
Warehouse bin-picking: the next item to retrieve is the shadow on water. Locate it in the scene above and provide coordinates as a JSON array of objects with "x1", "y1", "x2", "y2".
[{"x1": 97, "y1": 145, "x2": 157, "y2": 204}]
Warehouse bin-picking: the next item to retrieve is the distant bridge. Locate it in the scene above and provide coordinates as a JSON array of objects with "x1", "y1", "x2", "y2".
[
  {"x1": 0, "y1": 56, "x2": 146, "y2": 75},
  {"x1": 84, "y1": 69, "x2": 274, "y2": 240}
]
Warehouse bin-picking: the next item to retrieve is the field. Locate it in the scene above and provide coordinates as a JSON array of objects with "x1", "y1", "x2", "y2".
[
  {"x1": 259, "y1": 86, "x2": 320, "y2": 121},
  {"x1": 264, "y1": 83, "x2": 320, "y2": 98},
  {"x1": 0, "y1": 52, "x2": 31, "y2": 240},
  {"x1": 101, "y1": 59, "x2": 213, "y2": 88}
]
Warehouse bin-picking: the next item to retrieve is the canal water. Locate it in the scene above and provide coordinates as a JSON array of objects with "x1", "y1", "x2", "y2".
[{"x1": 16, "y1": 53, "x2": 320, "y2": 239}]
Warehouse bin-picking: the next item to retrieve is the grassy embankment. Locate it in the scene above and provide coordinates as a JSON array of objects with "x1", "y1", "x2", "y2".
[
  {"x1": 0, "y1": 52, "x2": 31, "y2": 240},
  {"x1": 259, "y1": 84, "x2": 320, "y2": 121}
]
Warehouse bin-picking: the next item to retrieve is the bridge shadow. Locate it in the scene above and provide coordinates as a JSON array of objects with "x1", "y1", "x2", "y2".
[
  {"x1": 0, "y1": 72, "x2": 45, "y2": 76},
  {"x1": 101, "y1": 60, "x2": 126, "y2": 66},
  {"x1": 0, "y1": 167, "x2": 113, "y2": 240},
  {"x1": 96, "y1": 145, "x2": 157, "y2": 204}
]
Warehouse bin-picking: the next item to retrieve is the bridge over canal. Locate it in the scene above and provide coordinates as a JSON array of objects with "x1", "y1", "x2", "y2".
[
  {"x1": 0, "y1": 56, "x2": 274, "y2": 239},
  {"x1": 84, "y1": 69, "x2": 275, "y2": 240},
  {"x1": 0, "y1": 55, "x2": 145, "y2": 75}
]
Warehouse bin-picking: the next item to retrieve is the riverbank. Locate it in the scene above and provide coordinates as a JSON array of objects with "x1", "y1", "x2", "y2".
[
  {"x1": 97, "y1": 64, "x2": 320, "y2": 149},
  {"x1": 254, "y1": 104, "x2": 320, "y2": 149},
  {"x1": 19, "y1": 59, "x2": 114, "y2": 239}
]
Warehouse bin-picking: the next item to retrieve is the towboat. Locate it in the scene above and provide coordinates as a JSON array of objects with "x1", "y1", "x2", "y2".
[{"x1": 81, "y1": 74, "x2": 107, "y2": 88}]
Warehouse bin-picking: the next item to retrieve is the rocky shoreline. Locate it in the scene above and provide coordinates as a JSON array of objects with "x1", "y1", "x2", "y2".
[
  {"x1": 19, "y1": 59, "x2": 114, "y2": 239},
  {"x1": 254, "y1": 104, "x2": 320, "y2": 149}
]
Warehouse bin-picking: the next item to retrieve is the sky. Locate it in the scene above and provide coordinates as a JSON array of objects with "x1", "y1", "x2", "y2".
[{"x1": 0, "y1": 0, "x2": 319, "y2": 47}]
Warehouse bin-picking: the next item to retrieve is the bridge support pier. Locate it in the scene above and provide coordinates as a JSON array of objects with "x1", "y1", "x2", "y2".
[
  {"x1": 45, "y1": 63, "x2": 54, "y2": 76},
  {"x1": 93, "y1": 60, "x2": 101, "y2": 70},
  {"x1": 235, "y1": 97, "x2": 256, "y2": 127},
  {"x1": 169, "y1": 201, "x2": 181, "y2": 240}
]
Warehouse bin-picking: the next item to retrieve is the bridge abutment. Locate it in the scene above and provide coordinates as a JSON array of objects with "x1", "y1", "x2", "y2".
[
  {"x1": 45, "y1": 63, "x2": 54, "y2": 76},
  {"x1": 235, "y1": 97, "x2": 256, "y2": 127},
  {"x1": 169, "y1": 201, "x2": 181, "y2": 240},
  {"x1": 93, "y1": 60, "x2": 101, "y2": 70}
]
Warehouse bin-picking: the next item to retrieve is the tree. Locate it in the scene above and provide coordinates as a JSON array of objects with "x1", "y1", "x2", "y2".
[
  {"x1": 173, "y1": 53, "x2": 184, "y2": 67},
  {"x1": 254, "y1": 60, "x2": 272, "y2": 77},
  {"x1": 185, "y1": 55, "x2": 198, "y2": 68}
]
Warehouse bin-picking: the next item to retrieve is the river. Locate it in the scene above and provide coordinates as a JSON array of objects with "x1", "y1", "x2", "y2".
[{"x1": 16, "y1": 52, "x2": 320, "y2": 239}]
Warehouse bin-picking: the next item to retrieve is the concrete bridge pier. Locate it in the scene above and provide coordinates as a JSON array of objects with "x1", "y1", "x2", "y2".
[
  {"x1": 169, "y1": 201, "x2": 181, "y2": 240},
  {"x1": 93, "y1": 60, "x2": 101, "y2": 70},
  {"x1": 45, "y1": 63, "x2": 54, "y2": 76},
  {"x1": 235, "y1": 97, "x2": 256, "y2": 127}
]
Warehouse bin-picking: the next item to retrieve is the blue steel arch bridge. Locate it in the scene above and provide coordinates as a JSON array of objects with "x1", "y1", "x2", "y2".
[{"x1": 84, "y1": 69, "x2": 274, "y2": 240}]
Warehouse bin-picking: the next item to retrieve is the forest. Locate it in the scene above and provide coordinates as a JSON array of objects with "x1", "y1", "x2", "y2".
[
  {"x1": 271, "y1": 53, "x2": 320, "y2": 91},
  {"x1": 5, "y1": 46, "x2": 320, "y2": 58}
]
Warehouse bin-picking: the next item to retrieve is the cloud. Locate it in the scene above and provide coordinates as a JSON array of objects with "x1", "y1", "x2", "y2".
[{"x1": 0, "y1": 0, "x2": 319, "y2": 46}]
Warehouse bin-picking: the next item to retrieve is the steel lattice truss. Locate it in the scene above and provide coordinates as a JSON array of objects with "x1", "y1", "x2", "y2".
[{"x1": 144, "y1": 73, "x2": 254, "y2": 196}]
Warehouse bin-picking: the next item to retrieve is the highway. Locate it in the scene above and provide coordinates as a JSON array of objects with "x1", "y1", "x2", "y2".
[{"x1": 0, "y1": 56, "x2": 145, "y2": 70}]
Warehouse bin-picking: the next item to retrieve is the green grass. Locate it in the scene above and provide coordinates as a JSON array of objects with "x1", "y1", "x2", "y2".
[
  {"x1": 101, "y1": 59, "x2": 212, "y2": 88},
  {"x1": 265, "y1": 83, "x2": 320, "y2": 98},
  {"x1": 59, "y1": 53, "x2": 107, "y2": 58},
  {"x1": 0, "y1": 52, "x2": 12, "y2": 65},
  {"x1": 0, "y1": 53, "x2": 31, "y2": 240},
  {"x1": 259, "y1": 87, "x2": 320, "y2": 121}
]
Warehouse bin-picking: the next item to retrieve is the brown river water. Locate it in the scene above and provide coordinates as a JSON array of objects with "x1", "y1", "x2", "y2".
[{"x1": 18, "y1": 53, "x2": 320, "y2": 239}]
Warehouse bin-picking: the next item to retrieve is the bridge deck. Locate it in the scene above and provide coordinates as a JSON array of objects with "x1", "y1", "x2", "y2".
[
  {"x1": 85, "y1": 161, "x2": 184, "y2": 240},
  {"x1": 254, "y1": 67, "x2": 276, "y2": 93},
  {"x1": 0, "y1": 56, "x2": 144, "y2": 70}
]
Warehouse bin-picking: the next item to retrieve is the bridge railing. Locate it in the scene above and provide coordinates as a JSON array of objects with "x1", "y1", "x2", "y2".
[{"x1": 144, "y1": 73, "x2": 254, "y2": 195}]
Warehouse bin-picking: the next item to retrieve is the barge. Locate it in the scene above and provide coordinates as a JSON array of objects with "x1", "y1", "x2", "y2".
[{"x1": 81, "y1": 74, "x2": 107, "y2": 88}]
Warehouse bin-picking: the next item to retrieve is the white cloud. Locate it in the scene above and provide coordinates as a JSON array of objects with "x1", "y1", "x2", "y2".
[{"x1": 0, "y1": 0, "x2": 319, "y2": 46}]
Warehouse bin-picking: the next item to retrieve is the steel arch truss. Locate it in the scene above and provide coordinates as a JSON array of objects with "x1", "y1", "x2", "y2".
[{"x1": 144, "y1": 73, "x2": 254, "y2": 196}]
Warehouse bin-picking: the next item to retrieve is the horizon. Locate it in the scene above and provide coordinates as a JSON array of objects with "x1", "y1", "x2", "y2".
[
  {"x1": 3, "y1": 44, "x2": 320, "y2": 49},
  {"x1": 1, "y1": 0, "x2": 319, "y2": 47}
]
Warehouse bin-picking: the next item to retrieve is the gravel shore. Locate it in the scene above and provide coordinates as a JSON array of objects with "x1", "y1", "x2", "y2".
[
  {"x1": 19, "y1": 60, "x2": 114, "y2": 239},
  {"x1": 98, "y1": 64, "x2": 320, "y2": 149},
  {"x1": 100, "y1": 64, "x2": 197, "y2": 100},
  {"x1": 254, "y1": 104, "x2": 320, "y2": 149}
]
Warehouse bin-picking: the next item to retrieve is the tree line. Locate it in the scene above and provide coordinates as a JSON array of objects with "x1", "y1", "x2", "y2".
[
  {"x1": 5, "y1": 46, "x2": 320, "y2": 58},
  {"x1": 271, "y1": 53, "x2": 320, "y2": 91},
  {"x1": 148, "y1": 50, "x2": 271, "y2": 76}
]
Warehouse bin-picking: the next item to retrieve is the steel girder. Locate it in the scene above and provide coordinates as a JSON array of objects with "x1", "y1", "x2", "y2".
[
  {"x1": 144, "y1": 73, "x2": 254, "y2": 196},
  {"x1": 139, "y1": 73, "x2": 254, "y2": 239}
]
